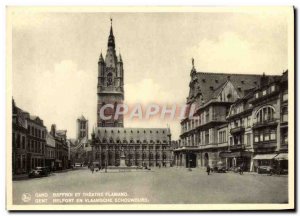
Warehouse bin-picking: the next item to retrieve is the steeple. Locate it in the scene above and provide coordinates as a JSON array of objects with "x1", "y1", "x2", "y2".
[
  {"x1": 118, "y1": 53, "x2": 123, "y2": 63},
  {"x1": 107, "y1": 18, "x2": 115, "y2": 49},
  {"x1": 98, "y1": 52, "x2": 104, "y2": 63}
]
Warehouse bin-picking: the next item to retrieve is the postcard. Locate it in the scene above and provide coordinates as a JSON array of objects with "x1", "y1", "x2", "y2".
[{"x1": 6, "y1": 6, "x2": 294, "y2": 211}]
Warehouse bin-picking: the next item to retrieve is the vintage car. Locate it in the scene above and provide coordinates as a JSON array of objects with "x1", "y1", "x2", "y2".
[
  {"x1": 212, "y1": 161, "x2": 227, "y2": 173},
  {"x1": 28, "y1": 167, "x2": 49, "y2": 178},
  {"x1": 257, "y1": 165, "x2": 272, "y2": 174}
]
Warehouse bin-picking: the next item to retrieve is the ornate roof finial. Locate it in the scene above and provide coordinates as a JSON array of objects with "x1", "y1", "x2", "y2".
[{"x1": 190, "y1": 57, "x2": 196, "y2": 77}]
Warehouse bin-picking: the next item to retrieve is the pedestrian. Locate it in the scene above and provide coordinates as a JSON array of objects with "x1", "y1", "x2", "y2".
[
  {"x1": 91, "y1": 166, "x2": 94, "y2": 174},
  {"x1": 206, "y1": 165, "x2": 211, "y2": 175},
  {"x1": 239, "y1": 163, "x2": 244, "y2": 175}
]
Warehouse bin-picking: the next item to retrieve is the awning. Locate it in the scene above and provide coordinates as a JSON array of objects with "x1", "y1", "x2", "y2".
[
  {"x1": 253, "y1": 154, "x2": 277, "y2": 160},
  {"x1": 274, "y1": 153, "x2": 288, "y2": 160}
]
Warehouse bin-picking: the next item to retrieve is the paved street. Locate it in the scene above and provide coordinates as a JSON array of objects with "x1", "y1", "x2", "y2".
[{"x1": 13, "y1": 167, "x2": 288, "y2": 205}]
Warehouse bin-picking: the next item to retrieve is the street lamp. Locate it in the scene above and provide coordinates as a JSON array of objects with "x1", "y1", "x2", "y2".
[
  {"x1": 105, "y1": 145, "x2": 108, "y2": 173},
  {"x1": 187, "y1": 151, "x2": 192, "y2": 171}
]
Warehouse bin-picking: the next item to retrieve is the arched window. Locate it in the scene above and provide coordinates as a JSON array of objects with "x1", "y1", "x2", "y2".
[
  {"x1": 107, "y1": 73, "x2": 113, "y2": 86},
  {"x1": 256, "y1": 106, "x2": 275, "y2": 123}
]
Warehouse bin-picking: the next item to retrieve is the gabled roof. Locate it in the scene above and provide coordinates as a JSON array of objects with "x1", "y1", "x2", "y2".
[{"x1": 189, "y1": 72, "x2": 278, "y2": 104}]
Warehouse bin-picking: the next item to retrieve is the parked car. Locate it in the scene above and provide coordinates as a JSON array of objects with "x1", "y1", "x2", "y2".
[
  {"x1": 257, "y1": 165, "x2": 272, "y2": 174},
  {"x1": 28, "y1": 167, "x2": 49, "y2": 178},
  {"x1": 213, "y1": 161, "x2": 227, "y2": 173},
  {"x1": 74, "y1": 163, "x2": 83, "y2": 167},
  {"x1": 212, "y1": 166, "x2": 227, "y2": 173}
]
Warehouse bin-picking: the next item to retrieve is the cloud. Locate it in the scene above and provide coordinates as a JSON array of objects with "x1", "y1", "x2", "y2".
[
  {"x1": 14, "y1": 60, "x2": 96, "y2": 138},
  {"x1": 186, "y1": 32, "x2": 287, "y2": 74},
  {"x1": 125, "y1": 78, "x2": 174, "y2": 104}
]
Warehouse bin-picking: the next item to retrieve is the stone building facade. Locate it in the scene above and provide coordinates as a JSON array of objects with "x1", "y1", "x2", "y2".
[
  {"x1": 12, "y1": 99, "x2": 47, "y2": 174},
  {"x1": 97, "y1": 19, "x2": 124, "y2": 128},
  {"x1": 173, "y1": 62, "x2": 288, "y2": 171},
  {"x1": 92, "y1": 128, "x2": 171, "y2": 167},
  {"x1": 12, "y1": 99, "x2": 29, "y2": 174},
  {"x1": 92, "y1": 20, "x2": 172, "y2": 167},
  {"x1": 77, "y1": 115, "x2": 89, "y2": 140},
  {"x1": 26, "y1": 115, "x2": 47, "y2": 171},
  {"x1": 45, "y1": 133, "x2": 56, "y2": 171},
  {"x1": 50, "y1": 124, "x2": 69, "y2": 170}
]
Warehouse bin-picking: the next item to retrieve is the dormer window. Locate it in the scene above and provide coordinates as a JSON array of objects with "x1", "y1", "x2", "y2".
[
  {"x1": 241, "y1": 80, "x2": 245, "y2": 84},
  {"x1": 202, "y1": 79, "x2": 206, "y2": 83},
  {"x1": 215, "y1": 80, "x2": 218, "y2": 83},
  {"x1": 210, "y1": 86, "x2": 214, "y2": 90}
]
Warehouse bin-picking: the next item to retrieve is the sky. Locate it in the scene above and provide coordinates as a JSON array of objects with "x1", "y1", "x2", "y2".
[{"x1": 12, "y1": 10, "x2": 289, "y2": 140}]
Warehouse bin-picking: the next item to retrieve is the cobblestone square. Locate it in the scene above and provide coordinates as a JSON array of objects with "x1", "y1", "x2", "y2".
[{"x1": 13, "y1": 168, "x2": 288, "y2": 205}]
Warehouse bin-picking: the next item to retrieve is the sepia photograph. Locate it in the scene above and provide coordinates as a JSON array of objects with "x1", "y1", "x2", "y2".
[{"x1": 6, "y1": 6, "x2": 294, "y2": 211}]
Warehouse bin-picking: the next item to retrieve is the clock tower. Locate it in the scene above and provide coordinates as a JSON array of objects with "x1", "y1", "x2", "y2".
[{"x1": 97, "y1": 19, "x2": 124, "y2": 127}]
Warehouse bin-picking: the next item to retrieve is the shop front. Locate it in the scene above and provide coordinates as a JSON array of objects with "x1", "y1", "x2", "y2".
[
  {"x1": 220, "y1": 151, "x2": 252, "y2": 171},
  {"x1": 274, "y1": 153, "x2": 288, "y2": 174},
  {"x1": 252, "y1": 153, "x2": 277, "y2": 172}
]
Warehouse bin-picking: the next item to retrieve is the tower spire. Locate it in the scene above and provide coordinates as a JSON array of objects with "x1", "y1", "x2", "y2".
[{"x1": 108, "y1": 18, "x2": 115, "y2": 49}]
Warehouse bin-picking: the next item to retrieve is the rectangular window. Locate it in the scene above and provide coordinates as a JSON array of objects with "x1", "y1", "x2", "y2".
[
  {"x1": 247, "y1": 134, "x2": 251, "y2": 146},
  {"x1": 283, "y1": 93, "x2": 288, "y2": 101},
  {"x1": 205, "y1": 131, "x2": 209, "y2": 145},
  {"x1": 22, "y1": 136, "x2": 25, "y2": 149},
  {"x1": 264, "y1": 133, "x2": 270, "y2": 141},
  {"x1": 17, "y1": 134, "x2": 21, "y2": 148},
  {"x1": 270, "y1": 85, "x2": 275, "y2": 92},
  {"x1": 260, "y1": 134, "x2": 263, "y2": 142},
  {"x1": 284, "y1": 135, "x2": 288, "y2": 144},
  {"x1": 262, "y1": 90, "x2": 267, "y2": 96},
  {"x1": 247, "y1": 116, "x2": 251, "y2": 127},
  {"x1": 254, "y1": 134, "x2": 259, "y2": 143},
  {"x1": 270, "y1": 131, "x2": 276, "y2": 140},
  {"x1": 255, "y1": 93, "x2": 259, "y2": 98}
]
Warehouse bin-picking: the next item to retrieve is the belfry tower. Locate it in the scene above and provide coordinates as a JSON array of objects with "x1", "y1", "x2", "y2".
[{"x1": 97, "y1": 19, "x2": 124, "y2": 127}]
